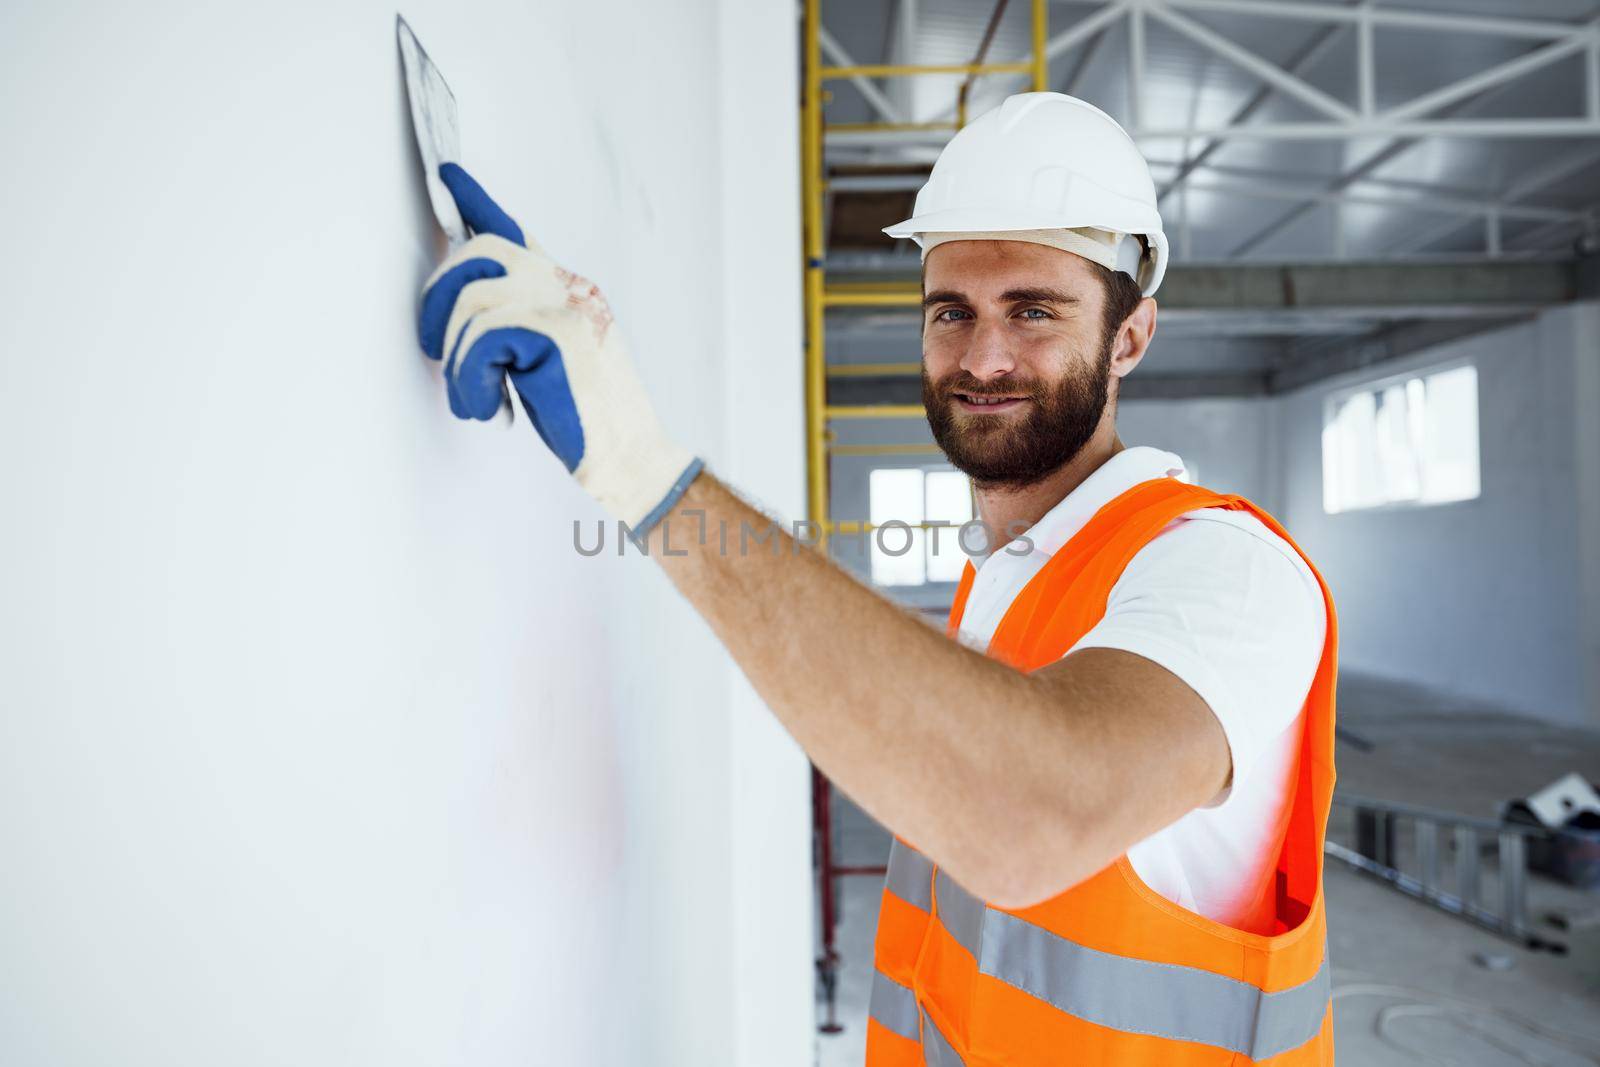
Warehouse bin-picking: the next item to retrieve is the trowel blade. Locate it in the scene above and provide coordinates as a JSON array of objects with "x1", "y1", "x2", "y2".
[{"x1": 397, "y1": 14, "x2": 467, "y2": 247}]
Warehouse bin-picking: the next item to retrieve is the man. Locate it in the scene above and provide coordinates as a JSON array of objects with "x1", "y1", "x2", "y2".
[{"x1": 417, "y1": 92, "x2": 1338, "y2": 1065}]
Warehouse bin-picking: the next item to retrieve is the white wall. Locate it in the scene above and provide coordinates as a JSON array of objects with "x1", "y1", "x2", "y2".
[
  {"x1": 1275, "y1": 305, "x2": 1600, "y2": 728},
  {"x1": 0, "y1": 2, "x2": 810, "y2": 1065},
  {"x1": 715, "y1": 0, "x2": 816, "y2": 1058}
]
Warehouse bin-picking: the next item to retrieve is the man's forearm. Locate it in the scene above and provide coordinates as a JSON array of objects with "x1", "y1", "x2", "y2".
[{"x1": 643, "y1": 469, "x2": 1092, "y2": 900}]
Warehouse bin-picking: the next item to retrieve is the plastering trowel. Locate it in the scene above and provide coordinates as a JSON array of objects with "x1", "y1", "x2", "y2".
[{"x1": 397, "y1": 14, "x2": 514, "y2": 423}]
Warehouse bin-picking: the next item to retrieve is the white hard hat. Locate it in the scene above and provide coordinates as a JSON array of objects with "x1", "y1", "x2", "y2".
[{"x1": 884, "y1": 92, "x2": 1168, "y2": 296}]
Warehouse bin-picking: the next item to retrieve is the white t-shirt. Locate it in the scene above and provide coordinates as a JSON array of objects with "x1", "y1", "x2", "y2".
[{"x1": 954, "y1": 446, "x2": 1327, "y2": 934}]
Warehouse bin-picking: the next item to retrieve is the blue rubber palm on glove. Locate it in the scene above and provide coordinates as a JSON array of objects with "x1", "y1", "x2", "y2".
[{"x1": 418, "y1": 163, "x2": 703, "y2": 534}]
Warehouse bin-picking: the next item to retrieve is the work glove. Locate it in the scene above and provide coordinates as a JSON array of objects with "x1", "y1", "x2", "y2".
[{"x1": 417, "y1": 163, "x2": 703, "y2": 536}]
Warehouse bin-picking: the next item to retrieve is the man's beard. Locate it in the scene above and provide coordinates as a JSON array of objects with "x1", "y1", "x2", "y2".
[{"x1": 922, "y1": 338, "x2": 1113, "y2": 490}]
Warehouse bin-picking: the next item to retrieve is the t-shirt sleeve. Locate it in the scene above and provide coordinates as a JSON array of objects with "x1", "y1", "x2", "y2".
[{"x1": 1068, "y1": 511, "x2": 1327, "y2": 808}]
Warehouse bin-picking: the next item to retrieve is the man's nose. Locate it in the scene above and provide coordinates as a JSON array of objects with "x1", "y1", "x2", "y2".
[{"x1": 959, "y1": 318, "x2": 1016, "y2": 381}]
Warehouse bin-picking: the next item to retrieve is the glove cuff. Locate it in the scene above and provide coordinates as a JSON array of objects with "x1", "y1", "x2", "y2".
[
  {"x1": 628, "y1": 456, "x2": 705, "y2": 546},
  {"x1": 581, "y1": 439, "x2": 705, "y2": 544}
]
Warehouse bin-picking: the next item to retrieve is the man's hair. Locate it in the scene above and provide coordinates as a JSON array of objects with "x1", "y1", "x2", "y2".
[{"x1": 1089, "y1": 262, "x2": 1145, "y2": 346}]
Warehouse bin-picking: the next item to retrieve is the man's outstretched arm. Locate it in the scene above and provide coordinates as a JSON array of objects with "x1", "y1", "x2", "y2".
[
  {"x1": 646, "y1": 471, "x2": 1228, "y2": 907},
  {"x1": 416, "y1": 166, "x2": 1227, "y2": 908}
]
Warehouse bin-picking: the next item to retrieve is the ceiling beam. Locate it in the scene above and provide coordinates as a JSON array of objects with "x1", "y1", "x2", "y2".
[
  {"x1": 1208, "y1": 11, "x2": 1596, "y2": 258},
  {"x1": 1379, "y1": 30, "x2": 1593, "y2": 126},
  {"x1": 1395, "y1": 145, "x2": 1600, "y2": 256},
  {"x1": 1157, "y1": 19, "x2": 1348, "y2": 204},
  {"x1": 1159, "y1": 259, "x2": 1579, "y2": 311},
  {"x1": 1144, "y1": 2, "x2": 1356, "y2": 123},
  {"x1": 1153, "y1": 155, "x2": 1545, "y2": 200},
  {"x1": 825, "y1": 116, "x2": 1600, "y2": 149},
  {"x1": 1504, "y1": 209, "x2": 1600, "y2": 257},
  {"x1": 1064, "y1": 0, "x2": 1582, "y2": 40},
  {"x1": 1269, "y1": 316, "x2": 1531, "y2": 394},
  {"x1": 1152, "y1": 168, "x2": 1582, "y2": 224},
  {"x1": 1223, "y1": 48, "x2": 1545, "y2": 259}
]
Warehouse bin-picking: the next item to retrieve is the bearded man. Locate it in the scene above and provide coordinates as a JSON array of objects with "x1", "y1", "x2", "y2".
[{"x1": 418, "y1": 92, "x2": 1339, "y2": 1066}]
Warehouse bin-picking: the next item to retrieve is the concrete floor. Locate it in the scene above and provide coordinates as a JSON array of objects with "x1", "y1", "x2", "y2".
[{"x1": 814, "y1": 671, "x2": 1600, "y2": 1065}]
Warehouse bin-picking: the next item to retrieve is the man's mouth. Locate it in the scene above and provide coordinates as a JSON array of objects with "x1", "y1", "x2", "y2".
[{"x1": 953, "y1": 392, "x2": 1029, "y2": 414}]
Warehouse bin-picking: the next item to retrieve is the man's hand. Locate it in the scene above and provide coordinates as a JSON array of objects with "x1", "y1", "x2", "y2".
[{"x1": 417, "y1": 163, "x2": 703, "y2": 534}]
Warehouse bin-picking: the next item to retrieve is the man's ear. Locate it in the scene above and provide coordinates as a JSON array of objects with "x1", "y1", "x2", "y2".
[{"x1": 1111, "y1": 298, "x2": 1157, "y2": 378}]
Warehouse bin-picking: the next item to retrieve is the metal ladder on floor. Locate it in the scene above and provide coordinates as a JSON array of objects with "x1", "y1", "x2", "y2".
[{"x1": 1326, "y1": 793, "x2": 1567, "y2": 952}]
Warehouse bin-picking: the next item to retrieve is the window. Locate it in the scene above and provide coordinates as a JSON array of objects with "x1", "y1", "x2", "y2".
[
  {"x1": 1322, "y1": 362, "x2": 1480, "y2": 514},
  {"x1": 867, "y1": 467, "x2": 975, "y2": 586}
]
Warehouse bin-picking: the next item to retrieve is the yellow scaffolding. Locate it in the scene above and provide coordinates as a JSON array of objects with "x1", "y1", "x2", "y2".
[
  {"x1": 804, "y1": 8, "x2": 1051, "y2": 1033},
  {"x1": 799, "y1": 0, "x2": 1049, "y2": 544},
  {"x1": 823, "y1": 62, "x2": 1032, "y2": 79}
]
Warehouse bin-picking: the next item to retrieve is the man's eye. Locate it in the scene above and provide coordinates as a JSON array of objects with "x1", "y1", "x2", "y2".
[
  {"x1": 934, "y1": 308, "x2": 971, "y2": 323},
  {"x1": 1019, "y1": 308, "x2": 1051, "y2": 320}
]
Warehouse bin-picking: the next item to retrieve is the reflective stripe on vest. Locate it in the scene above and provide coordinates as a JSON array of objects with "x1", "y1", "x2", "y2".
[
  {"x1": 889, "y1": 858, "x2": 1333, "y2": 1060},
  {"x1": 870, "y1": 969, "x2": 920, "y2": 1043},
  {"x1": 886, "y1": 839, "x2": 933, "y2": 912},
  {"x1": 985, "y1": 910, "x2": 1329, "y2": 1060},
  {"x1": 866, "y1": 475, "x2": 1339, "y2": 1066},
  {"x1": 921, "y1": 1010, "x2": 965, "y2": 1067}
]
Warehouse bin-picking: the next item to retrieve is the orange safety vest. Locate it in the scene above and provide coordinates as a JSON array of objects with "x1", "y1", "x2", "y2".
[{"x1": 865, "y1": 475, "x2": 1339, "y2": 1066}]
